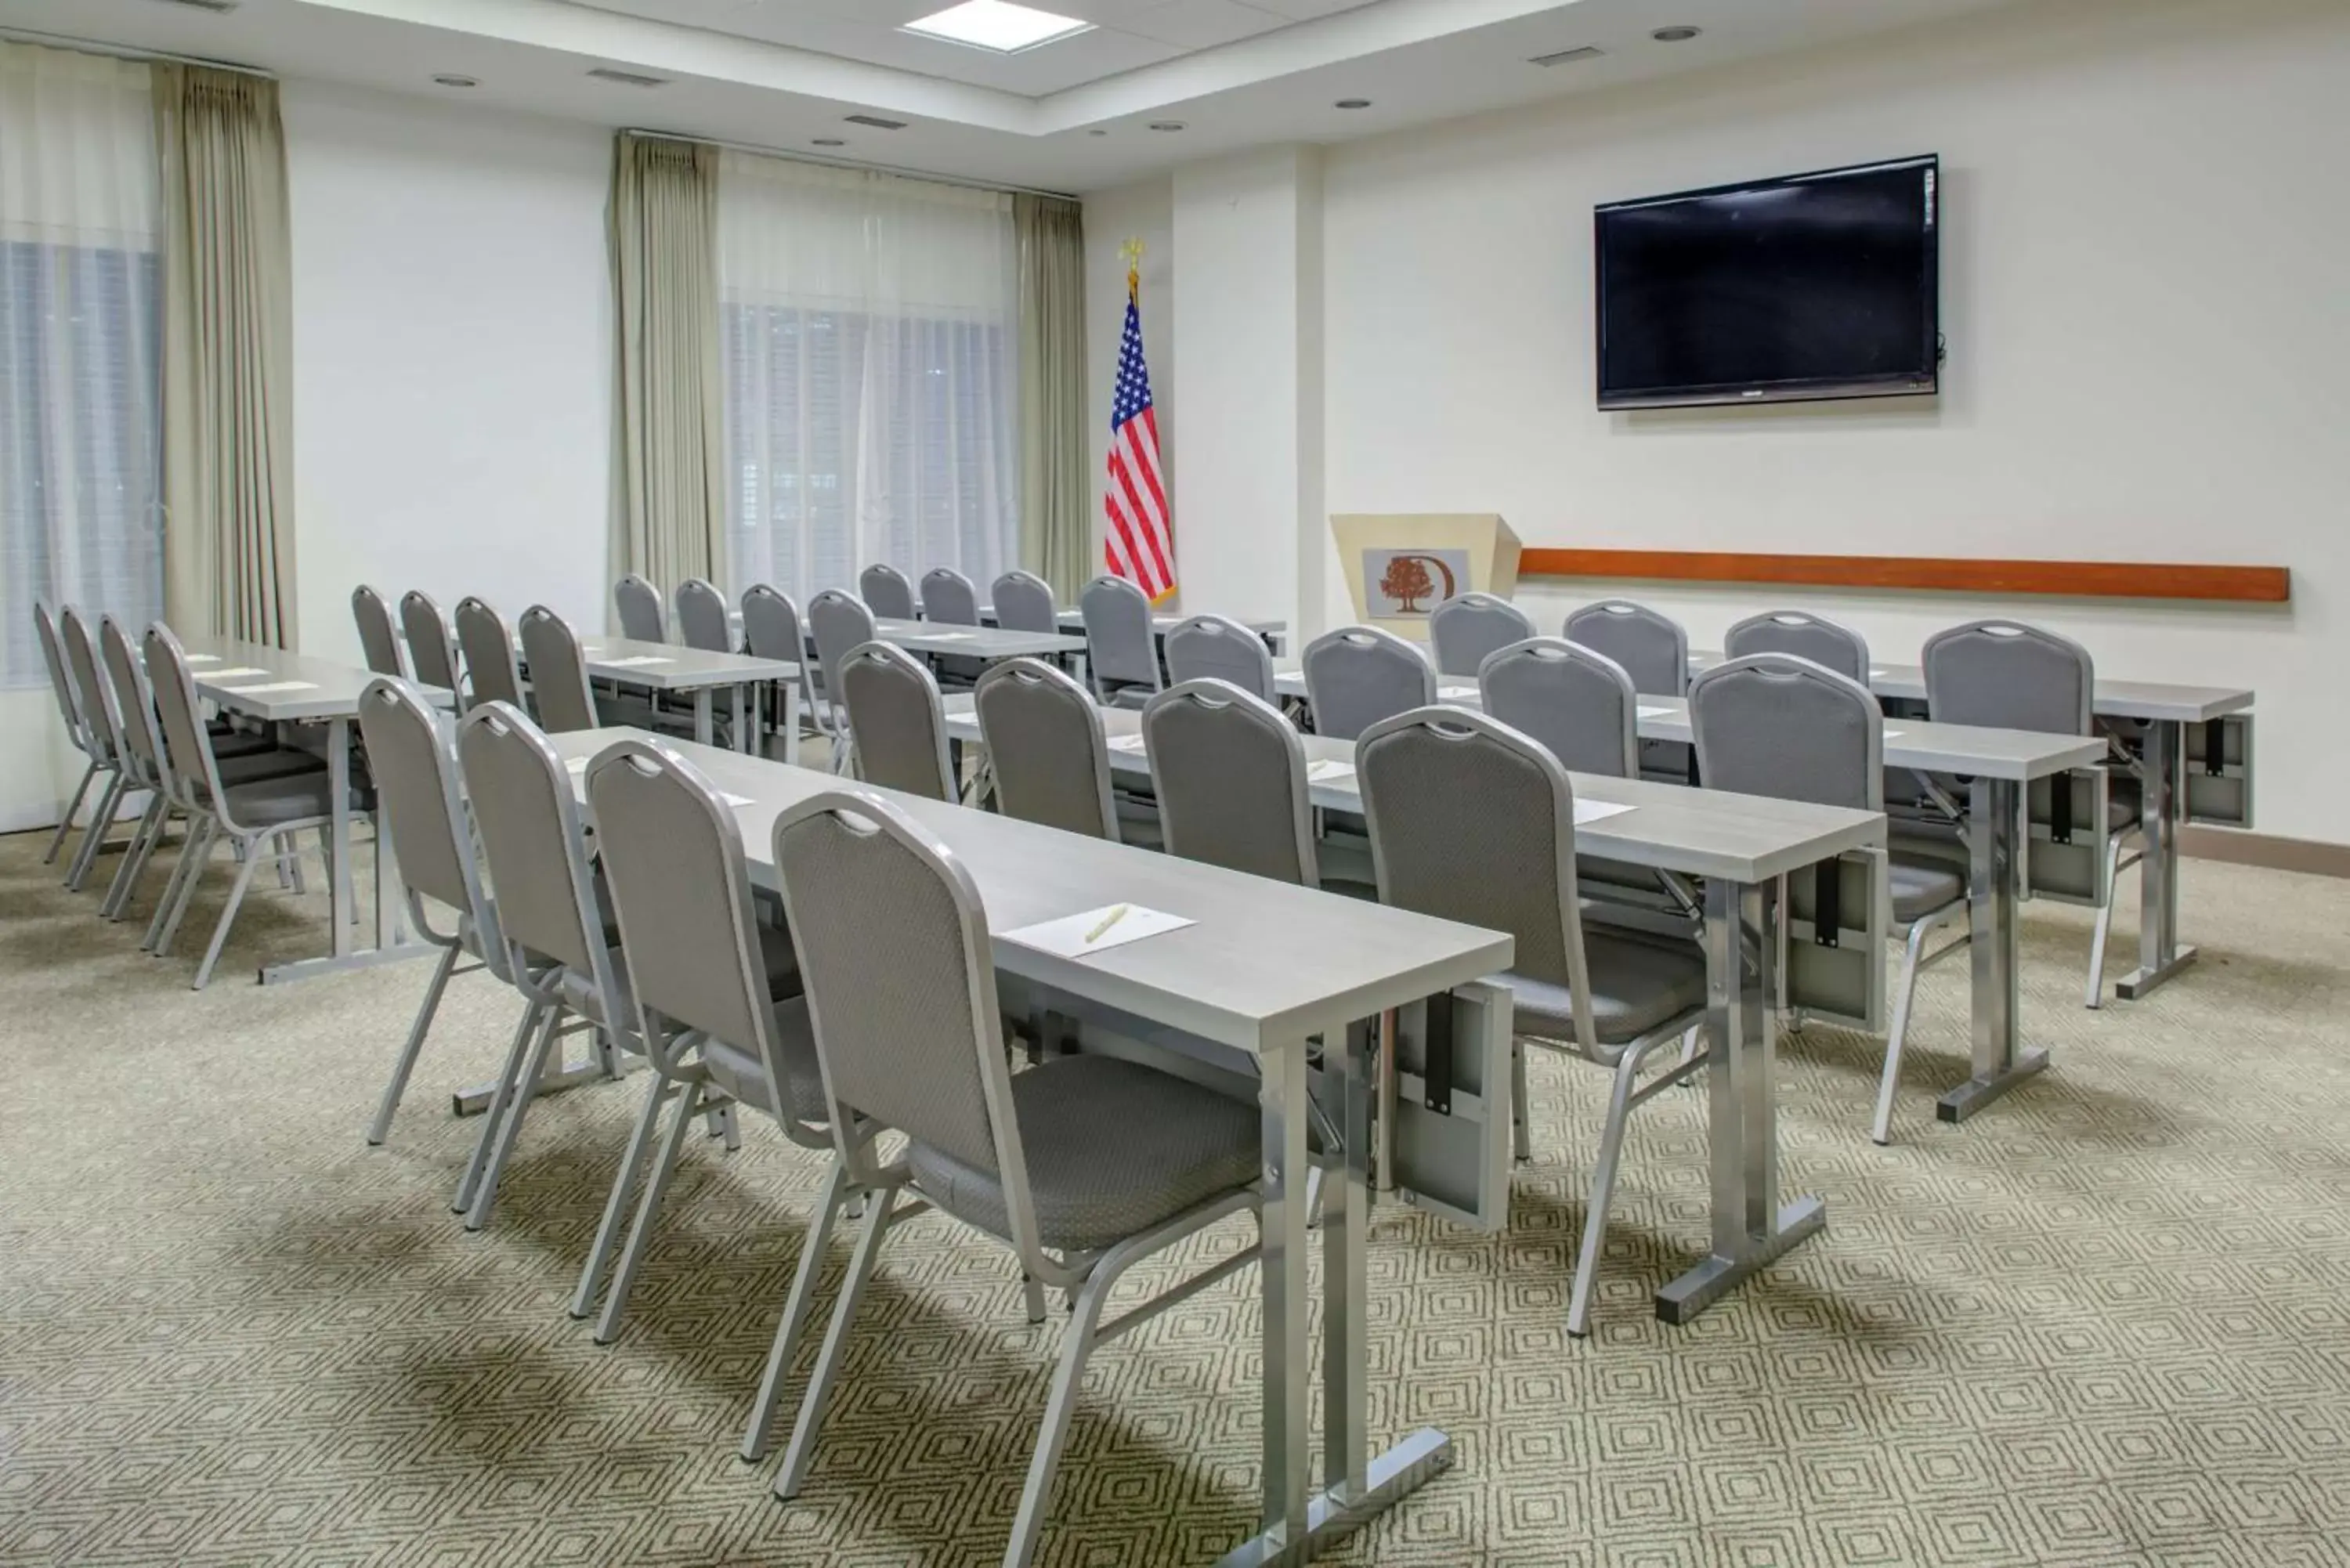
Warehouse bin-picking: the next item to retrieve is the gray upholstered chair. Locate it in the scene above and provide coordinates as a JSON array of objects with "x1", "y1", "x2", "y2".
[
  {"x1": 53, "y1": 606, "x2": 132, "y2": 892},
  {"x1": 676, "y1": 577, "x2": 734, "y2": 653},
  {"x1": 576, "y1": 739, "x2": 824, "y2": 1352},
  {"x1": 805, "y1": 589, "x2": 875, "y2": 773},
  {"x1": 1689, "y1": 653, "x2": 1965, "y2": 1145},
  {"x1": 837, "y1": 640, "x2": 955, "y2": 802},
  {"x1": 1924, "y1": 619, "x2": 2133, "y2": 1008},
  {"x1": 351, "y1": 585, "x2": 407, "y2": 678},
  {"x1": 974, "y1": 658, "x2": 1119, "y2": 842},
  {"x1": 1143, "y1": 679, "x2": 1317, "y2": 887},
  {"x1": 858, "y1": 563, "x2": 916, "y2": 621},
  {"x1": 33, "y1": 600, "x2": 100, "y2": 869},
  {"x1": 1356, "y1": 705, "x2": 1708, "y2": 1335},
  {"x1": 355, "y1": 677, "x2": 515, "y2": 1147},
  {"x1": 1301, "y1": 624, "x2": 1434, "y2": 742},
  {"x1": 143, "y1": 624, "x2": 365, "y2": 990},
  {"x1": 454, "y1": 597, "x2": 526, "y2": 714},
  {"x1": 763, "y1": 789, "x2": 1263, "y2": 1568},
  {"x1": 1478, "y1": 637, "x2": 1640, "y2": 778},
  {"x1": 990, "y1": 569, "x2": 1059, "y2": 635},
  {"x1": 1563, "y1": 600, "x2": 1688, "y2": 697},
  {"x1": 400, "y1": 590, "x2": 462, "y2": 702},
  {"x1": 1079, "y1": 574, "x2": 1161, "y2": 709},
  {"x1": 616, "y1": 573, "x2": 667, "y2": 642},
  {"x1": 1725, "y1": 609, "x2": 1871, "y2": 683},
  {"x1": 518, "y1": 605, "x2": 602, "y2": 734},
  {"x1": 920, "y1": 567, "x2": 981, "y2": 626},
  {"x1": 1163, "y1": 613, "x2": 1276, "y2": 702},
  {"x1": 1430, "y1": 592, "x2": 1534, "y2": 678},
  {"x1": 451, "y1": 700, "x2": 632, "y2": 1230},
  {"x1": 742, "y1": 584, "x2": 808, "y2": 759}
]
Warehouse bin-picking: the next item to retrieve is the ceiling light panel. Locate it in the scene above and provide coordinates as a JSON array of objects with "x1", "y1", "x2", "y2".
[{"x1": 902, "y1": 2, "x2": 1094, "y2": 53}]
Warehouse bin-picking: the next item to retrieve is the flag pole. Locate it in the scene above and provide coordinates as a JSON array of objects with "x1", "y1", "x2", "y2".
[{"x1": 1122, "y1": 237, "x2": 1144, "y2": 301}]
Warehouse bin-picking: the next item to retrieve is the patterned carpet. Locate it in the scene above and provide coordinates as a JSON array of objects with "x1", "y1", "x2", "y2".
[{"x1": 3, "y1": 824, "x2": 2348, "y2": 1568}]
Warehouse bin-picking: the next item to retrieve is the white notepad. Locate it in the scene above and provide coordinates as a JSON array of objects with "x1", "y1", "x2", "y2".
[
  {"x1": 185, "y1": 654, "x2": 220, "y2": 664},
  {"x1": 599, "y1": 655, "x2": 674, "y2": 668},
  {"x1": 1306, "y1": 760, "x2": 1356, "y2": 784},
  {"x1": 1438, "y1": 685, "x2": 1479, "y2": 700},
  {"x1": 1575, "y1": 800, "x2": 1636, "y2": 827},
  {"x1": 1884, "y1": 728, "x2": 1906, "y2": 739},
  {"x1": 923, "y1": 632, "x2": 977, "y2": 642},
  {"x1": 203, "y1": 667, "x2": 268, "y2": 680},
  {"x1": 1636, "y1": 705, "x2": 1673, "y2": 720},
  {"x1": 217, "y1": 680, "x2": 316, "y2": 695},
  {"x1": 1108, "y1": 735, "x2": 1148, "y2": 754},
  {"x1": 1007, "y1": 904, "x2": 1193, "y2": 959}
]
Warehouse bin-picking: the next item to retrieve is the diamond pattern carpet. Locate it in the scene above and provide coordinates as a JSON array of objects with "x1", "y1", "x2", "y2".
[{"x1": 3, "y1": 827, "x2": 2348, "y2": 1566}]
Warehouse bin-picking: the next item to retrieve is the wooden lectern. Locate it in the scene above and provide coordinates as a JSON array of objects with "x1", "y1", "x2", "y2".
[{"x1": 1329, "y1": 514, "x2": 1523, "y2": 643}]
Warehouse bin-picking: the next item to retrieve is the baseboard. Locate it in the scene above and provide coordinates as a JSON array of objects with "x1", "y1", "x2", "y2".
[{"x1": 2180, "y1": 826, "x2": 2350, "y2": 880}]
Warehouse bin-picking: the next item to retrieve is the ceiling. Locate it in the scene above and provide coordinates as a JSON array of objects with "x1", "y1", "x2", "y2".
[{"x1": 0, "y1": 0, "x2": 2035, "y2": 191}]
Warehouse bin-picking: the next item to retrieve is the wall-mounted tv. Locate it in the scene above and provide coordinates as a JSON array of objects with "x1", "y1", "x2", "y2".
[{"x1": 1595, "y1": 155, "x2": 1940, "y2": 410}]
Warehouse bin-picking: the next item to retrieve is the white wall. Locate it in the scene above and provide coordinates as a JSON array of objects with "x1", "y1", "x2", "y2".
[
  {"x1": 285, "y1": 81, "x2": 612, "y2": 667},
  {"x1": 1083, "y1": 175, "x2": 1175, "y2": 587}
]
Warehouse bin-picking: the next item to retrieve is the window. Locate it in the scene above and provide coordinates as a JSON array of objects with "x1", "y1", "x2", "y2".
[
  {"x1": 0, "y1": 43, "x2": 164, "y2": 690},
  {"x1": 718, "y1": 154, "x2": 1018, "y2": 608}
]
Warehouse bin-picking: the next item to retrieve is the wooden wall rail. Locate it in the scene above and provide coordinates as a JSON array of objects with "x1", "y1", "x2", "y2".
[{"x1": 1518, "y1": 549, "x2": 2290, "y2": 604}]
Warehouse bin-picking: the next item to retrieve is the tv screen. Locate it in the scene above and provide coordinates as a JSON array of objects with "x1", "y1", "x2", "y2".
[{"x1": 1595, "y1": 156, "x2": 1940, "y2": 410}]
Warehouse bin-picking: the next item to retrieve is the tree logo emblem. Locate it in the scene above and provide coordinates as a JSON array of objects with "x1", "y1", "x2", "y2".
[{"x1": 1378, "y1": 553, "x2": 1456, "y2": 614}]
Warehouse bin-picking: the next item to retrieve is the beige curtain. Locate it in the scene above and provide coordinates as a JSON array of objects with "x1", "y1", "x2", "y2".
[
  {"x1": 609, "y1": 133, "x2": 724, "y2": 599},
  {"x1": 157, "y1": 65, "x2": 296, "y2": 646},
  {"x1": 1014, "y1": 193, "x2": 1089, "y2": 601}
]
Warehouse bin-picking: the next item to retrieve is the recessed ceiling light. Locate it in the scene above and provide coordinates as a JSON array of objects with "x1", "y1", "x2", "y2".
[
  {"x1": 431, "y1": 74, "x2": 479, "y2": 89},
  {"x1": 1148, "y1": 121, "x2": 1185, "y2": 133},
  {"x1": 903, "y1": 1, "x2": 1093, "y2": 53},
  {"x1": 1087, "y1": 128, "x2": 1108, "y2": 137},
  {"x1": 1651, "y1": 25, "x2": 1702, "y2": 42},
  {"x1": 812, "y1": 138, "x2": 847, "y2": 147},
  {"x1": 1335, "y1": 98, "x2": 1372, "y2": 110}
]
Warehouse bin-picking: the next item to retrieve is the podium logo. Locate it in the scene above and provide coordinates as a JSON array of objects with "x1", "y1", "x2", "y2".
[{"x1": 1365, "y1": 549, "x2": 1470, "y2": 618}]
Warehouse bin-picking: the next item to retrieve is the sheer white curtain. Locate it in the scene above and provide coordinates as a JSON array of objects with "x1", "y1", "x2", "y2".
[
  {"x1": 0, "y1": 42, "x2": 164, "y2": 688},
  {"x1": 718, "y1": 154, "x2": 1019, "y2": 606}
]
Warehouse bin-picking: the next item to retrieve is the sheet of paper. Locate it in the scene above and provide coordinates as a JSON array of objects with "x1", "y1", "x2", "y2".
[
  {"x1": 1575, "y1": 799, "x2": 1636, "y2": 827},
  {"x1": 1108, "y1": 734, "x2": 1148, "y2": 754},
  {"x1": 921, "y1": 631, "x2": 977, "y2": 642},
  {"x1": 202, "y1": 667, "x2": 269, "y2": 680},
  {"x1": 1306, "y1": 759, "x2": 1356, "y2": 784},
  {"x1": 1884, "y1": 728, "x2": 1906, "y2": 739},
  {"x1": 1005, "y1": 904, "x2": 1194, "y2": 959},
  {"x1": 1636, "y1": 705, "x2": 1674, "y2": 720},
  {"x1": 599, "y1": 655, "x2": 674, "y2": 668},
  {"x1": 213, "y1": 680, "x2": 318, "y2": 695},
  {"x1": 1438, "y1": 685, "x2": 1479, "y2": 700},
  {"x1": 185, "y1": 654, "x2": 220, "y2": 664}
]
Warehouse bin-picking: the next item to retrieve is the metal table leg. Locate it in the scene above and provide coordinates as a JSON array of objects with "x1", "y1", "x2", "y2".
[
  {"x1": 734, "y1": 683, "x2": 754, "y2": 754},
  {"x1": 1656, "y1": 877, "x2": 1826, "y2": 1324},
  {"x1": 781, "y1": 679, "x2": 801, "y2": 768},
  {"x1": 694, "y1": 688, "x2": 714, "y2": 747},
  {"x1": 258, "y1": 717, "x2": 432, "y2": 986},
  {"x1": 2117, "y1": 718, "x2": 2196, "y2": 1001},
  {"x1": 1940, "y1": 775, "x2": 2049, "y2": 1122}
]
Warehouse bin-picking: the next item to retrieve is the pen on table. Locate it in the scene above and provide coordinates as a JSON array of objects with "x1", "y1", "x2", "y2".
[{"x1": 1084, "y1": 905, "x2": 1130, "y2": 945}]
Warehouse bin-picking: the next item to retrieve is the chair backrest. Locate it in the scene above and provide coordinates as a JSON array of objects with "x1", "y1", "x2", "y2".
[
  {"x1": 1689, "y1": 654, "x2": 1883, "y2": 812},
  {"x1": 588, "y1": 739, "x2": 823, "y2": 1127},
  {"x1": 1302, "y1": 625, "x2": 1436, "y2": 742},
  {"x1": 32, "y1": 600, "x2": 89, "y2": 750},
  {"x1": 989, "y1": 569, "x2": 1058, "y2": 635},
  {"x1": 400, "y1": 590, "x2": 461, "y2": 697},
  {"x1": 1725, "y1": 609, "x2": 1871, "y2": 684},
  {"x1": 456, "y1": 701, "x2": 607, "y2": 981},
  {"x1": 1357, "y1": 706, "x2": 1595, "y2": 1048},
  {"x1": 1430, "y1": 592, "x2": 1535, "y2": 679},
  {"x1": 616, "y1": 573, "x2": 667, "y2": 642},
  {"x1": 837, "y1": 641, "x2": 954, "y2": 801},
  {"x1": 1922, "y1": 619, "x2": 2094, "y2": 736},
  {"x1": 357, "y1": 677, "x2": 501, "y2": 971},
  {"x1": 806, "y1": 590, "x2": 877, "y2": 728},
  {"x1": 859, "y1": 563, "x2": 916, "y2": 621},
  {"x1": 740, "y1": 583, "x2": 804, "y2": 668},
  {"x1": 1079, "y1": 574, "x2": 1160, "y2": 696},
  {"x1": 973, "y1": 658, "x2": 1117, "y2": 841},
  {"x1": 1479, "y1": 637, "x2": 1639, "y2": 779},
  {"x1": 454, "y1": 597, "x2": 525, "y2": 712},
  {"x1": 675, "y1": 577, "x2": 732, "y2": 652},
  {"x1": 142, "y1": 623, "x2": 229, "y2": 818},
  {"x1": 57, "y1": 606, "x2": 121, "y2": 768},
  {"x1": 1564, "y1": 601, "x2": 1688, "y2": 698},
  {"x1": 772, "y1": 789, "x2": 1038, "y2": 1258},
  {"x1": 351, "y1": 585, "x2": 407, "y2": 678},
  {"x1": 98, "y1": 614, "x2": 164, "y2": 790},
  {"x1": 1143, "y1": 679, "x2": 1318, "y2": 887},
  {"x1": 920, "y1": 567, "x2": 981, "y2": 627},
  {"x1": 518, "y1": 605, "x2": 601, "y2": 734},
  {"x1": 1164, "y1": 614, "x2": 1274, "y2": 702}
]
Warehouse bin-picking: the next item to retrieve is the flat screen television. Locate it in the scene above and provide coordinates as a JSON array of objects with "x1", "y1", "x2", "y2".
[{"x1": 1595, "y1": 156, "x2": 1940, "y2": 410}]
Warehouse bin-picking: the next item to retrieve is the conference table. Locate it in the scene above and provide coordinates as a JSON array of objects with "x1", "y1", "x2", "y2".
[
  {"x1": 569, "y1": 636, "x2": 798, "y2": 756},
  {"x1": 1263, "y1": 671, "x2": 2106, "y2": 1126},
  {"x1": 940, "y1": 696, "x2": 1889, "y2": 1325},
  {"x1": 981, "y1": 606, "x2": 1290, "y2": 655},
  {"x1": 870, "y1": 618, "x2": 1086, "y2": 661},
  {"x1": 546, "y1": 727, "x2": 1510, "y2": 1566},
  {"x1": 181, "y1": 638, "x2": 447, "y2": 985}
]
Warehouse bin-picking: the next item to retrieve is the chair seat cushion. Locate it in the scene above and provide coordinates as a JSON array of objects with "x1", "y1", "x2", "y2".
[
  {"x1": 1508, "y1": 930, "x2": 1706, "y2": 1054},
  {"x1": 212, "y1": 771, "x2": 372, "y2": 829},
  {"x1": 215, "y1": 748, "x2": 328, "y2": 787},
  {"x1": 907, "y1": 1055, "x2": 1260, "y2": 1253},
  {"x1": 1890, "y1": 852, "x2": 1966, "y2": 923},
  {"x1": 554, "y1": 923, "x2": 798, "y2": 1031},
  {"x1": 702, "y1": 993, "x2": 827, "y2": 1127}
]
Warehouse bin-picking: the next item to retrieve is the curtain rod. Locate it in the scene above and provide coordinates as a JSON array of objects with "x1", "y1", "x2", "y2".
[
  {"x1": 627, "y1": 128, "x2": 1077, "y2": 203},
  {"x1": 0, "y1": 25, "x2": 275, "y2": 78}
]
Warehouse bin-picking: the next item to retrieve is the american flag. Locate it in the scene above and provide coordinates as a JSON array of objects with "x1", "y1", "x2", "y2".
[{"x1": 1103, "y1": 279, "x2": 1174, "y2": 602}]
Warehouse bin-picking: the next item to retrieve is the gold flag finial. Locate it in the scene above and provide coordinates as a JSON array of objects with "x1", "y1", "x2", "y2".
[{"x1": 1121, "y1": 237, "x2": 1144, "y2": 297}]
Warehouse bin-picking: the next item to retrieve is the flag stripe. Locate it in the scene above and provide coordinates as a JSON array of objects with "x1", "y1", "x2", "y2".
[{"x1": 1103, "y1": 294, "x2": 1173, "y2": 601}]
